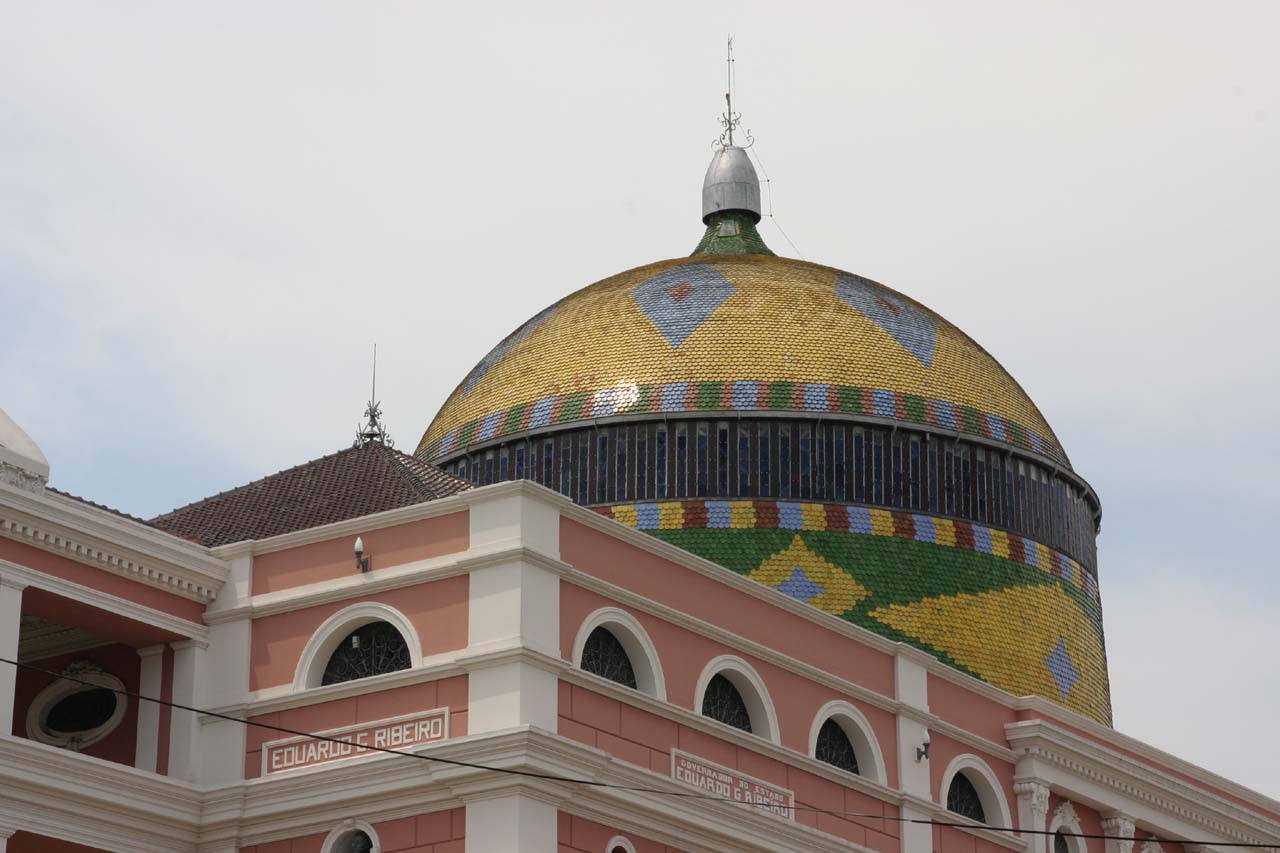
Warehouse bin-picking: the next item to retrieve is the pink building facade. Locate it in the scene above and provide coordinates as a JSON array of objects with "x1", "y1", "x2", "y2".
[{"x1": 0, "y1": 428, "x2": 1276, "y2": 852}]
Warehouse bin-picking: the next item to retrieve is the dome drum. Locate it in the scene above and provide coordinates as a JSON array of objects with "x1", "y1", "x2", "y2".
[{"x1": 432, "y1": 415, "x2": 1099, "y2": 574}]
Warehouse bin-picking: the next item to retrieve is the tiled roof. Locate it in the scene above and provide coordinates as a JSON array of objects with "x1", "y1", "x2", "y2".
[
  {"x1": 417, "y1": 254, "x2": 1069, "y2": 468},
  {"x1": 149, "y1": 443, "x2": 470, "y2": 547}
]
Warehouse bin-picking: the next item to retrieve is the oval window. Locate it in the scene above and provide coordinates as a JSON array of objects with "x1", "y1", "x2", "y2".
[{"x1": 25, "y1": 662, "x2": 128, "y2": 751}]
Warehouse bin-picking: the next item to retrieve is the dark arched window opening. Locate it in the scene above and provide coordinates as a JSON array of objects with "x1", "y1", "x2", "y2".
[
  {"x1": 815, "y1": 718, "x2": 860, "y2": 775},
  {"x1": 580, "y1": 627, "x2": 638, "y2": 689},
  {"x1": 340, "y1": 831, "x2": 373, "y2": 853},
  {"x1": 701, "y1": 673, "x2": 751, "y2": 733},
  {"x1": 947, "y1": 772, "x2": 986, "y2": 823},
  {"x1": 322, "y1": 621, "x2": 410, "y2": 686},
  {"x1": 1054, "y1": 831, "x2": 1071, "y2": 853},
  {"x1": 46, "y1": 688, "x2": 117, "y2": 735}
]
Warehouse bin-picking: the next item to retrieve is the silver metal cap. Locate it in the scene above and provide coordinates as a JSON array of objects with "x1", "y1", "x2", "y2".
[{"x1": 701, "y1": 146, "x2": 761, "y2": 223}]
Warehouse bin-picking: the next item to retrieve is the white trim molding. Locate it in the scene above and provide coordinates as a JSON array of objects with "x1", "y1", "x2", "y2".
[
  {"x1": 693, "y1": 654, "x2": 780, "y2": 745},
  {"x1": 320, "y1": 819, "x2": 381, "y2": 853},
  {"x1": 604, "y1": 835, "x2": 638, "y2": 853},
  {"x1": 292, "y1": 601, "x2": 424, "y2": 690},
  {"x1": 571, "y1": 607, "x2": 667, "y2": 701},
  {"x1": 941, "y1": 753, "x2": 1015, "y2": 830},
  {"x1": 807, "y1": 699, "x2": 887, "y2": 785}
]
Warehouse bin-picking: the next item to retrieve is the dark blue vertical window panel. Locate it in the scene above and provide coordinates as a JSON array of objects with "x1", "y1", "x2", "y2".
[
  {"x1": 597, "y1": 433, "x2": 610, "y2": 503},
  {"x1": 717, "y1": 423, "x2": 730, "y2": 497},
  {"x1": 960, "y1": 447, "x2": 972, "y2": 519},
  {"x1": 779, "y1": 427, "x2": 791, "y2": 499},
  {"x1": 928, "y1": 443, "x2": 938, "y2": 512},
  {"x1": 758, "y1": 431, "x2": 771, "y2": 497},
  {"x1": 872, "y1": 433, "x2": 884, "y2": 505},
  {"x1": 676, "y1": 424, "x2": 688, "y2": 499},
  {"x1": 834, "y1": 431, "x2": 846, "y2": 502},
  {"x1": 701, "y1": 422, "x2": 711, "y2": 494},
  {"x1": 910, "y1": 440, "x2": 921, "y2": 510},
  {"x1": 799, "y1": 425, "x2": 812, "y2": 500},
  {"x1": 635, "y1": 429, "x2": 647, "y2": 501},
  {"x1": 500, "y1": 447, "x2": 510, "y2": 482},
  {"x1": 615, "y1": 428, "x2": 627, "y2": 501},
  {"x1": 514, "y1": 446, "x2": 525, "y2": 480},
  {"x1": 738, "y1": 429, "x2": 751, "y2": 496},
  {"x1": 543, "y1": 440, "x2": 554, "y2": 488},
  {"x1": 854, "y1": 431, "x2": 865, "y2": 503},
  {"x1": 890, "y1": 440, "x2": 902, "y2": 506},
  {"x1": 655, "y1": 427, "x2": 668, "y2": 498},
  {"x1": 576, "y1": 439, "x2": 588, "y2": 505}
]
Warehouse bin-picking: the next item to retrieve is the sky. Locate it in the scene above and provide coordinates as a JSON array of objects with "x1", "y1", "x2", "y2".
[{"x1": 2, "y1": 2, "x2": 1277, "y2": 800}]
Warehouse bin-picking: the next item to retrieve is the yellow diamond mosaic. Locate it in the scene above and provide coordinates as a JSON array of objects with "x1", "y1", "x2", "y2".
[{"x1": 419, "y1": 255, "x2": 1066, "y2": 465}]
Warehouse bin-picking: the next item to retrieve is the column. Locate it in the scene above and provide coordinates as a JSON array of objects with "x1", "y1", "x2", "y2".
[
  {"x1": 134, "y1": 644, "x2": 166, "y2": 771},
  {"x1": 167, "y1": 638, "x2": 207, "y2": 782},
  {"x1": 464, "y1": 491, "x2": 560, "y2": 734},
  {"x1": 465, "y1": 792, "x2": 557, "y2": 853},
  {"x1": 894, "y1": 648, "x2": 933, "y2": 853},
  {"x1": 0, "y1": 825, "x2": 15, "y2": 853},
  {"x1": 1015, "y1": 781, "x2": 1051, "y2": 853},
  {"x1": 0, "y1": 577, "x2": 26, "y2": 737},
  {"x1": 1101, "y1": 813, "x2": 1137, "y2": 853}
]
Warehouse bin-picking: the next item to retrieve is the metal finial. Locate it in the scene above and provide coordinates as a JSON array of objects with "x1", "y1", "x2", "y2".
[
  {"x1": 715, "y1": 36, "x2": 753, "y2": 150},
  {"x1": 355, "y1": 344, "x2": 394, "y2": 448}
]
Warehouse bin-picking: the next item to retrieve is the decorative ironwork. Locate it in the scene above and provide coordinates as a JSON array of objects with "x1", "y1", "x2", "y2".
[
  {"x1": 321, "y1": 621, "x2": 411, "y2": 686},
  {"x1": 1054, "y1": 831, "x2": 1071, "y2": 853},
  {"x1": 701, "y1": 673, "x2": 752, "y2": 733},
  {"x1": 580, "y1": 627, "x2": 638, "y2": 689},
  {"x1": 715, "y1": 37, "x2": 754, "y2": 150},
  {"x1": 354, "y1": 344, "x2": 394, "y2": 448},
  {"x1": 815, "y1": 718, "x2": 860, "y2": 775},
  {"x1": 947, "y1": 772, "x2": 987, "y2": 823}
]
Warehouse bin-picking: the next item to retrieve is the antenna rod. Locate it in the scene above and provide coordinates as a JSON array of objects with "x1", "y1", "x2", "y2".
[
  {"x1": 726, "y1": 36, "x2": 734, "y2": 146},
  {"x1": 371, "y1": 343, "x2": 377, "y2": 406}
]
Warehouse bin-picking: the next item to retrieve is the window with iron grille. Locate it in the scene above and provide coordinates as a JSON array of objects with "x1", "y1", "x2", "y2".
[
  {"x1": 321, "y1": 621, "x2": 411, "y2": 686},
  {"x1": 580, "y1": 627, "x2": 637, "y2": 690},
  {"x1": 701, "y1": 673, "x2": 751, "y2": 733},
  {"x1": 814, "y1": 718, "x2": 860, "y2": 775},
  {"x1": 946, "y1": 772, "x2": 986, "y2": 823}
]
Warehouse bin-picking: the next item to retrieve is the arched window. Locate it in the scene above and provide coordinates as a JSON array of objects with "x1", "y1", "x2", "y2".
[
  {"x1": 815, "y1": 718, "x2": 859, "y2": 774},
  {"x1": 572, "y1": 608, "x2": 666, "y2": 699},
  {"x1": 321, "y1": 621, "x2": 410, "y2": 686},
  {"x1": 580, "y1": 626, "x2": 638, "y2": 689},
  {"x1": 1054, "y1": 831, "x2": 1070, "y2": 853},
  {"x1": 701, "y1": 673, "x2": 752, "y2": 732},
  {"x1": 321, "y1": 822, "x2": 380, "y2": 853},
  {"x1": 947, "y1": 772, "x2": 987, "y2": 823}
]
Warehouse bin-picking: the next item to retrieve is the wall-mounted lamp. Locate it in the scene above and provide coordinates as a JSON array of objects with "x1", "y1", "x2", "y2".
[
  {"x1": 354, "y1": 536, "x2": 370, "y2": 573},
  {"x1": 916, "y1": 741, "x2": 930, "y2": 762}
]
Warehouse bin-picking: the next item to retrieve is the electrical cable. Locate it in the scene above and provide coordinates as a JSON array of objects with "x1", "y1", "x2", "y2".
[{"x1": 1, "y1": 657, "x2": 1275, "y2": 848}]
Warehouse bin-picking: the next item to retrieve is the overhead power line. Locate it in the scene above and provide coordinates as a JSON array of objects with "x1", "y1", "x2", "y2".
[{"x1": 0, "y1": 657, "x2": 1274, "y2": 849}]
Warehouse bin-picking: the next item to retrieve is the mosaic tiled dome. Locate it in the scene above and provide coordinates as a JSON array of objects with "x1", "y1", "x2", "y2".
[{"x1": 416, "y1": 148, "x2": 1110, "y2": 724}]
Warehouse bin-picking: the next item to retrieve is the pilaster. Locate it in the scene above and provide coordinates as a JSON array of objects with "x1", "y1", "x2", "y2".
[
  {"x1": 464, "y1": 792, "x2": 556, "y2": 853},
  {"x1": 134, "y1": 644, "x2": 166, "y2": 771},
  {"x1": 1101, "y1": 813, "x2": 1137, "y2": 853},
  {"x1": 0, "y1": 576, "x2": 27, "y2": 737},
  {"x1": 1014, "y1": 780, "x2": 1051, "y2": 853},
  {"x1": 168, "y1": 638, "x2": 208, "y2": 782},
  {"x1": 894, "y1": 648, "x2": 932, "y2": 853}
]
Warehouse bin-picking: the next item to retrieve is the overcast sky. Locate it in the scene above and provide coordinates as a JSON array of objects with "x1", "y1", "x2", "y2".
[{"x1": 2, "y1": 2, "x2": 1277, "y2": 800}]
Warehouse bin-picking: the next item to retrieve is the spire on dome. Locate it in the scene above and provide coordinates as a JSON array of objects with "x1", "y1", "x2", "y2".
[
  {"x1": 354, "y1": 345, "x2": 394, "y2": 448},
  {"x1": 693, "y1": 38, "x2": 773, "y2": 256}
]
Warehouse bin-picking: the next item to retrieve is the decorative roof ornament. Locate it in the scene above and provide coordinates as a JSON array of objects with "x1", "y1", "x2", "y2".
[
  {"x1": 354, "y1": 345, "x2": 394, "y2": 448},
  {"x1": 715, "y1": 36, "x2": 753, "y2": 151}
]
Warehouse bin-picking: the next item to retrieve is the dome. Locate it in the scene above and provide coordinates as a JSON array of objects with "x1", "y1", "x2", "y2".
[
  {"x1": 416, "y1": 152, "x2": 1109, "y2": 725},
  {"x1": 420, "y1": 254, "x2": 1069, "y2": 470},
  {"x1": 0, "y1": 407, "x2": 50, "y2": 489}
]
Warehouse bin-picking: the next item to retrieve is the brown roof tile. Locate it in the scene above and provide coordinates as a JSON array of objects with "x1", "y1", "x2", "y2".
[{"x1": 148, "y1": 443, "x2": 470, "y2": 547}]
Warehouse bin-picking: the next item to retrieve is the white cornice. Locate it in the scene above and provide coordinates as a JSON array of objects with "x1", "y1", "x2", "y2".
[
  {"x1": 1, "y1": 557, "x2": 209, "y2": 641},
  {"x1": 1006, "y1": 720, "x2": 1280, "y2": 845},
  {"x1": 0, "y1": 485, "x2": 228, "y2": 602}
]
